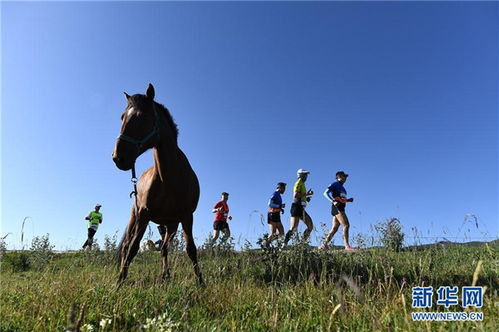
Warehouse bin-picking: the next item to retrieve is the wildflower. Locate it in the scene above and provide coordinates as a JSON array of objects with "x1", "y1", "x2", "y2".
[
  {"x1": 81, "y1": 323, "x2": 94, "y2": 332},
  {"x1": 142, "y1": 311, "x2": 180, "y2": 332},
  {"x1": 99, "y1": 318, "x2": 112, "y2": 329}
]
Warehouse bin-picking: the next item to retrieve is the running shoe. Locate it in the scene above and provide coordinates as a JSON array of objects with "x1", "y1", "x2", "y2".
[{"x1": 344, "y1": 246, "x2": 355, "y2": 251}]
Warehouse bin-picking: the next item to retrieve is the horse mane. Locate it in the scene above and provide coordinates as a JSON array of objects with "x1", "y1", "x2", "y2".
[
  {"x1": 130, "y1": 94, "x2": 179, "y2": 142},
  {"x1": 156, "y1": 102, "x2": 179, "y2": 142}
]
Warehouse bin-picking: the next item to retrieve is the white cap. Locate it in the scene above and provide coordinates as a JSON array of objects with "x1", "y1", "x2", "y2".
[{"x1": 297, "y1": 169, "x2": 310, "y2": 175}]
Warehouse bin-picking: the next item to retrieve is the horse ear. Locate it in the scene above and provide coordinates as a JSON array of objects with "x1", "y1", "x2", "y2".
[
  {"x1": 123, "y1": 92, "x2": 131, "y2": 100},
  {"x1": 146, "y1": 84, "x2": 155, "y2": 100}
]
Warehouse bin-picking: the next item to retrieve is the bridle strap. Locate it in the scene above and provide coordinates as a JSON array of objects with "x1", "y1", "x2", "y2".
[
  {"x1": 130, "y1": 164, "x2": 138, "y2": 209},
  {"x1": 118, "y1": 103, "x2": 161, "y2": 208}
]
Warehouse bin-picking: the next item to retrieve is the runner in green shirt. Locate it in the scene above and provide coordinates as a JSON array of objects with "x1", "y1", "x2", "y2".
[
  {"x1": 82, "y1": 204, "x2": 103, "y2": 249},
  {"x1": 284, "y1": 169, "x2": 314, "y2": 245}
]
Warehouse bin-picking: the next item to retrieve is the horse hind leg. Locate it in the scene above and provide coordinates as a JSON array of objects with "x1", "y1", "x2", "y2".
[
  {"x1": 181, "y1": 214, "x2": 204, "y2": 286},
  {"x1": 117, "y1": 210, "x2": 149, "y2": 287},
  {"x1": 160, "y1": 222, "x2": 179, "y2": 281}
]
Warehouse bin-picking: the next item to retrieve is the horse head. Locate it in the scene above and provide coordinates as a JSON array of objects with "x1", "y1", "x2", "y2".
[{"x1": 112, "y1": 84, "x2": 177, "y2": 171}]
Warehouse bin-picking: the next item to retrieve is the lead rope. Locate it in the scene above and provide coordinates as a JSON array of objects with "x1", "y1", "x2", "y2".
[{"x1": 130, "y1": 164, "x2": 138, "y2": 209}]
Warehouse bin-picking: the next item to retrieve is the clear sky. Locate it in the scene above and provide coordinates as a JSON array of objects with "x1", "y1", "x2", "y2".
[{"x1": 1, "y1": 1, "x2": 497, "y2": 250}]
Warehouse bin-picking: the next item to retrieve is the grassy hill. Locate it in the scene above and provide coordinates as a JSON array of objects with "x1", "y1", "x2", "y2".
[{"x1": 0, "y1": 243, "x2": 497, "y2": 331}]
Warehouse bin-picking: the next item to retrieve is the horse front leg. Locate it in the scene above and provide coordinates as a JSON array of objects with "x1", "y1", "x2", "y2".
[
  {"x1": 181, "y1": 214, "x2": 204, "y2": 286},
  {"x1": 117, "y1": 209, "x2": 149, "y2": 287},
  {"x1": 160, "y1": 222, "x2": 179, "y2": 281}
]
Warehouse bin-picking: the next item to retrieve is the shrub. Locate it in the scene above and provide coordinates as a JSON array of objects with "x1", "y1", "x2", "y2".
[
  {"x1": 169, "y1": 231, "x2": 185, "y2": 252},
  {"x1": 352, "y1": 232, "x2": 368, "y2": 249},
  {"x1": 257, "y1": 233, "x2": 328, "y2": 284},
  {"x1": 30, "y1": 233, "x2": 55, "y2": 252},
  {"x1": 2, "y1": 251, "x2": 31, "y2": 272},
  {"x1": 200, "y1": 233, "x2": 234, "y2": 251},
  {"x1": 0, "y1": 237, "x2": 7, "y2": 260},
  {"x1": 217, "y1": 236, "x2": 235, "y2": 251},
  {"x1": 104, "y1": 233, "x2": 118, "y2": 251},
  {"x1": 242, "y1": 239, "x2": 253, "y2": 251},
  {"x1": 29, "y1": 233, "x2": 55, "y2": 269},
  {"x1": 200, "y1": 233, "x2": 215, "y2": 250},
  {"x1": 89, "y1": 239, "x2": 100, "y2": 251},
  {"x1": 374, "y1": 218, "x2": 405, "y2": 252}
]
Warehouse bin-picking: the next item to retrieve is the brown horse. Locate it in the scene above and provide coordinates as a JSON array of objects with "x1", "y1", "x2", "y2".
[{"x1": 112, "y1": 84, "x2": 203, "y2": 285}]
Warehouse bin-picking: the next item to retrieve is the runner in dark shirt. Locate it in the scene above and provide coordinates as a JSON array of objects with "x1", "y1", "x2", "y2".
[
  {"x1": 264, "y1": 182, "x2": 286, "y2": 246},
  {"x1": 320, "y1": 171, "x2": 355, "y2": 251}
]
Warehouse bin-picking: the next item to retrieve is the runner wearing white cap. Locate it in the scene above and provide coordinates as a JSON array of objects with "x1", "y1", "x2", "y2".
[
  {"x1": 284, "y1": 169, "x2": 314, "y2": 245},
  {"x1": 82, "y1": 204, "x2": 103, "y2": 249}
]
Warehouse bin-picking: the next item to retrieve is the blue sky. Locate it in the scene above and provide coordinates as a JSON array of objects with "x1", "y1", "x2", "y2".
[{"x1": 1, "y1": 1, "x2": 497, "y2": 250}]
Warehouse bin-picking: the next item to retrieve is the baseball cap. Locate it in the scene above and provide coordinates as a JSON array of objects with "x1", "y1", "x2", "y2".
[{"x1": 336, "y1": 171, "x2": 349, "y2": 178}]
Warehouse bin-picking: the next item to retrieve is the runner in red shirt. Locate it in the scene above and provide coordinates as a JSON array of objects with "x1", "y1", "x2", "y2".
[{"x1": 211, "y1": 192, "x2": 232, "y2": 248}]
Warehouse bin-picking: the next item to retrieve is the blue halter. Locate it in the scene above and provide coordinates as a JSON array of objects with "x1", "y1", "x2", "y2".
[
  {"x1": 117, "y1": 103, "x2": 161, "y2": 154},
  {"x1": 117, "y1": 103, "x2": 161, "y2": 207}
]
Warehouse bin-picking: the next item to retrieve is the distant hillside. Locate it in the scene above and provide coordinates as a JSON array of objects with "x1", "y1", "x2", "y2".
[{"x1": 404, "y1": 238, "x2": 498, "y2": 250}]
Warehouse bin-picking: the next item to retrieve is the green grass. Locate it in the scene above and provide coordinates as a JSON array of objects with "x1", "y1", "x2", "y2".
[{"x1": 0, "y1": 245, "x2": 497, "y2": 331}]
